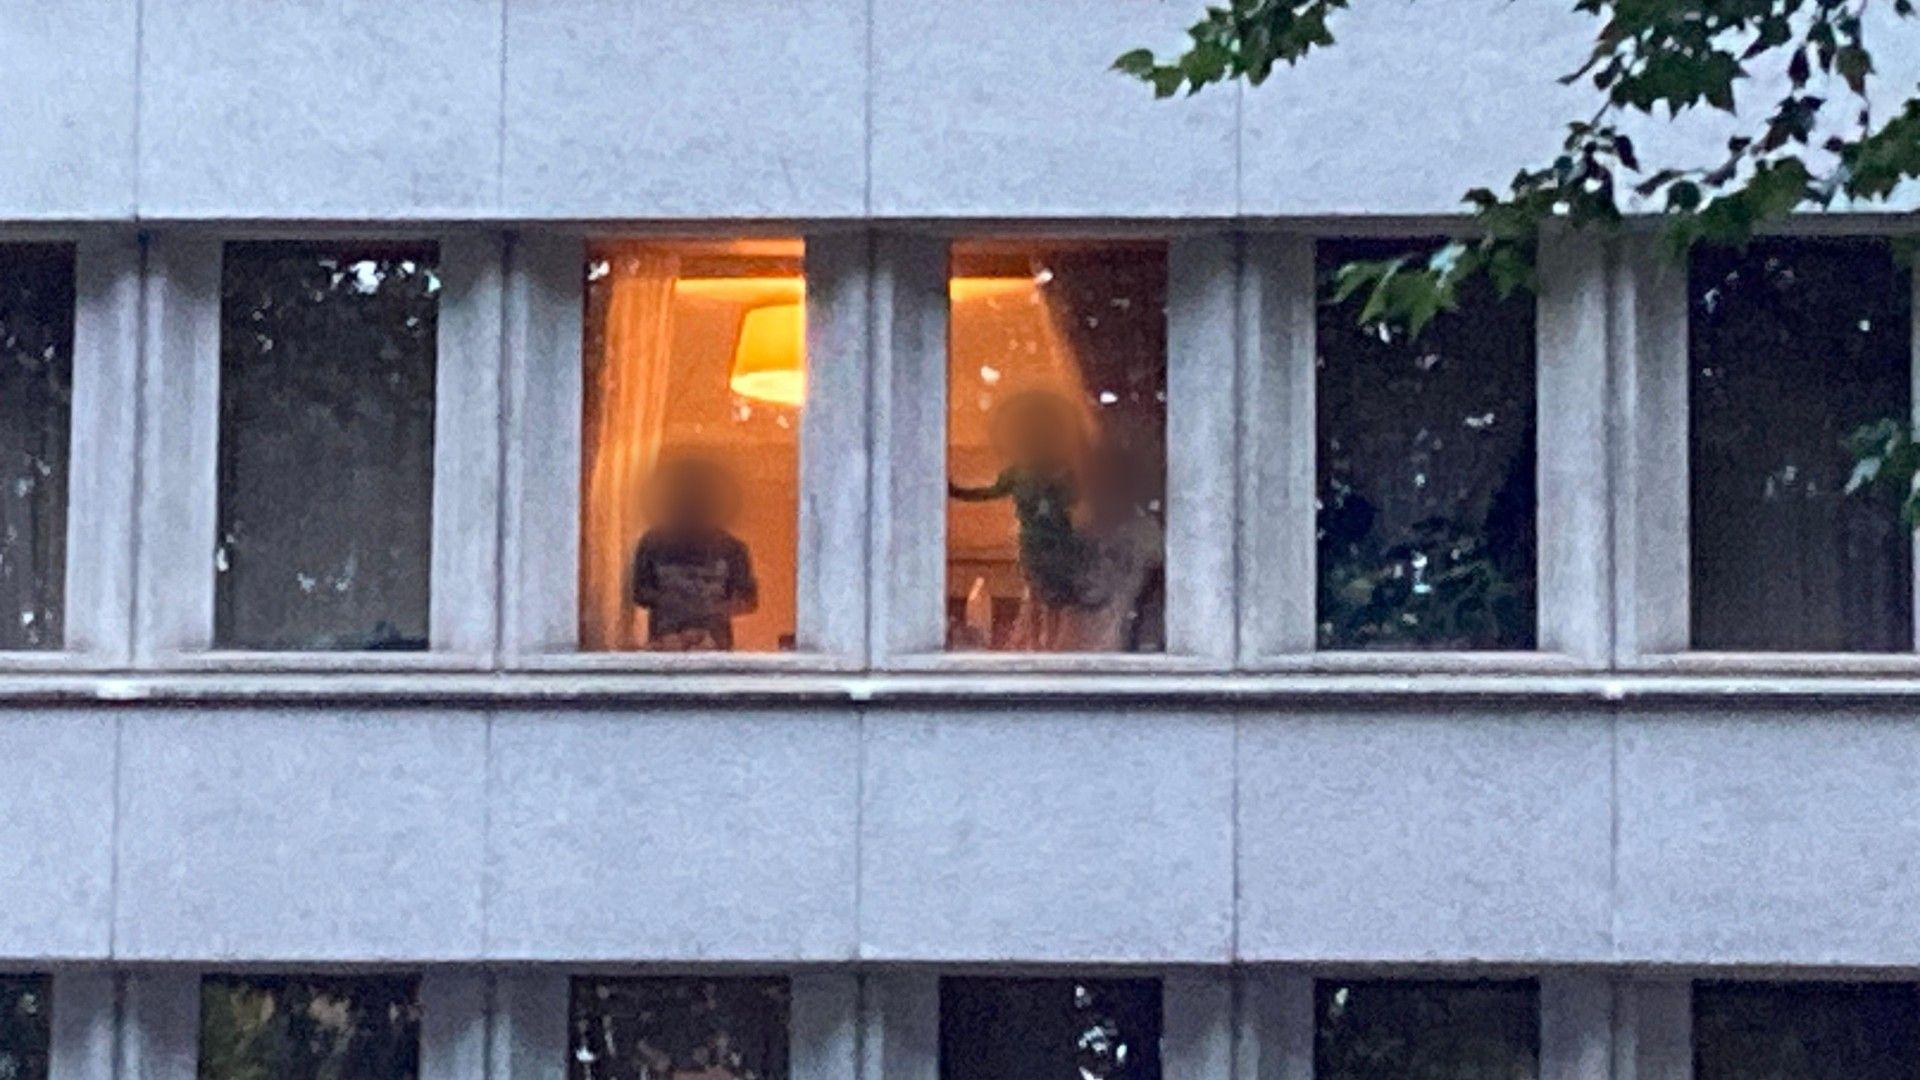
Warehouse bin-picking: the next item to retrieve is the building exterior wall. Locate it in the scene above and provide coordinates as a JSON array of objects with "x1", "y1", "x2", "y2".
[{"x1": 3, "y1": 2, "x2": 1919, "y2": 1077}]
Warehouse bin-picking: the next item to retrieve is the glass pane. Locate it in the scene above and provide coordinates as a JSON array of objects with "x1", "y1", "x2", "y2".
[
  {"x1": 1690, "y1": 238, "x2": 1913, "y2": 652},
  {"x1": 939, "y1": 976, "x2": 1161, "y2": 1080},
  {"x1": 1315, "y1": 979, "x2": 1539, "y2": 1080},
  {"x1": 0, "y1": 975, "x2": 50, "y2": 1080},
  {"x1": 580, "y1": 240, "x2": 803, "y2": 653},
  {"x1": 568, "y1": 976, "x2": 790, "y2": 1080},
  {"x1": 0, "y1": 244, "x2": 73, "y2": 651},
  {"x1": 1317, "y1": 238, "x2": 1538, "y2": 651},
  {"x1": 1696, "y1": 981, "x2": 1920, "y2": 1080},
  {"x1": 198, "y1": 975, "x2": 420, "y2": 1080},
  {"x1": 946, "y1": 241, "x2": 1168, "y2": 653},
  {"x1": 215, "y1": 242, "x2": 438, "y2": 651}
]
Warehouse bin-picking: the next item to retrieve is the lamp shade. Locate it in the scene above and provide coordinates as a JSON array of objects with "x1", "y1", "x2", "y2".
[{"x1": 730, "y1": 302, "x2": 806, "y2": 407}]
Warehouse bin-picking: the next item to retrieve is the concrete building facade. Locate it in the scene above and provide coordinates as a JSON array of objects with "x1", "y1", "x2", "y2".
[{"x1": 2, "y1": 1, "x2": 1919, "y2": 1077}]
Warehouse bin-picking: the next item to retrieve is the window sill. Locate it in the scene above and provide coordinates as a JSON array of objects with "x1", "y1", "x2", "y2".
[
  {"x1": 879, "y1": 652, "x2": 1226, "y2": 675},
  {"x1": 1623, "y1": 652, "x2": 1920, "y2": 676},
  {"x1": 1243, "y1": 652, "x2": 1596, "y2": 675},
  {"x1": 507, "y1": 651, "x2": 863, "y2": 675},
  {"x1": 139, "y1": 650, "x2": 494, "y2": 674}
]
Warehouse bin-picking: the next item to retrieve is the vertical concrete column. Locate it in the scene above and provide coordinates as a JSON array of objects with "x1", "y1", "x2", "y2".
[
  {"x1": 793, "y1": 972, "x2": 860, "y2": 1080},
  {"x1": 860, "y1": 970, "x2": 939, "y2": 1080},
  {"x1": 48, "y1": 971, "x2": 115, "y2": 1080},
  {"x1": 420, "y1": 970, "x2": 490, "y2": 1080},
  {"x1": 1540, "y1": 972, "x2": 1613, "y2": 1080},
  {"x1": 117, "y1": 971, "x2": 199, "y2": 1080},
  {"x1": 430, "y1": 233, "x2": 506, "y2": 659},
  {"x1": 1613, "y1": 980, "x2": 1692, "y2": 1080},
  {"x1": 1536, "y1": 234, "x2": 1614, "y2": 664},
  {"x1": 1233, "y1": 970, "x2": 1312, "y2": 1080},
  {"x1": 66, "y1": 234, "x2": 142, "y2": 664},
  {"x1": 1166, "y1": 236, "x2": 1241, "y2": 667},
  {"x1": 488, "y1": 971, "x2": 568, "y2": 1080},
  {"x1": 1164, "y1": 970, "x2": 1234, "y2": 1078},
  {"x1": 798, "y1": 234, "x2": 874, "y2": 662}
]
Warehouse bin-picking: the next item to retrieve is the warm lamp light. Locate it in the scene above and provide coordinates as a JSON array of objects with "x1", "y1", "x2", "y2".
[{"x1": 730, "y1": 303, "x2": 807, "y2": 407}]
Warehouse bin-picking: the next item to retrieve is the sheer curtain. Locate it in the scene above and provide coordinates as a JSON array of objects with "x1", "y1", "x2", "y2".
[{"x1": 580, "y1": 250, "x2": 679, "y2": 651}]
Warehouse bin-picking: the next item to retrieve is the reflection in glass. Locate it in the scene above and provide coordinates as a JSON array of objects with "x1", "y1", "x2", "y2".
[
  {"x1": 1317, "y1": 238, "x2": 1537, "y2": 651},
  {"x1": 580, "y1": 240, "x2": 803, "y2": 653},
  {"x1": 215, "y1": 242, "x2": 438, "y2": 651},
  {"x1": 1315, "y1": 979, "x2": 1538, "y2": 1080},
  {"x1": 198, "y1": 975, "x2": 420, "y2": 1080},
  {"x1": 939, "y1": 976, "x2": 1161, "y2": 1080},
  {"x1": 0, "y1": 975, "x2": 49, "y2": 1080},
  {"x1": 1690, "y1": 239, "x2": 1913, "y2": 652},
  {"x1": 946, "y1": 241, "x2": 1167, "y2": 653},
  {"x1": 0, "y1": 244, "x2": 73, "y2": 651},
  {"x1": 568, "y1": 976, "x2": 790, "y2": 1080},
  {"x1": 1695, "y1": 981, "x2": 1920, "y2": 1080}
]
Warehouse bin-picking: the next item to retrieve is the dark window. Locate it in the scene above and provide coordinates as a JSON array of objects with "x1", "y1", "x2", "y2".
[
  {"x1": 1690, "y1": 239, "x2": 1913, "y2": 651},
  {"x1": 946, "y1": 241, "x2": 1168, "y2": 654},
  {"x1": 1315, "y1": 979, "x2": 1539, "y2": 1080},
  {"x1": 198, "y1": 974, "x2": 420, "y2": 1080},
  {"x1": 940, "y1": 976, "x2": 1161, "y2": 1080},
  {"x1": 1695, "y1": 981, "x2": 1920, "y2": 1080},
  {"x1": 568, "y1": 976, "x2": 790, "y2": 1080},
  {"x1": 0, "y1": 975, "x2": 50, "y2": 1080},
  {"x1": 1316, "y1": 239, "x2": 1538, "y2": 651},
  {"x1": 215, "y1": 242, "x2": 438, "y2": 651},
  {"x1": 0, "y1": 244, "x2": 73, "y2": 651}
]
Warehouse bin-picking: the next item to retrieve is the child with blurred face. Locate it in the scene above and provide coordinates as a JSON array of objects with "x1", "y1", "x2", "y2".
[
  {"x1": 631, "y1": 454, "x2": 758, "y2": 651},
  {"x1": 948, "y1": 389, "x2": 1091, "y2": 609}
]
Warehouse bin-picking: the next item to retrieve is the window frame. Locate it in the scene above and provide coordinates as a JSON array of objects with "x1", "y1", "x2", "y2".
[
  {"x1": 134, "y1": 228, "x2": 502, "y2": 671},
  {"x1": 869, "y1": 228, "x2": 1237, "y2": 672},
  {"x1": 1238, "y1": 228, "x2": 1611, "y2": 672},
  {"x1": 0, "y1": 227, "x2": 138, "y2": 671},
  {"x1": 1614, "y1": 228, "x2": 1920, "y2": 672},
  {"x1": 501, "y1": 229, "x2": 869, "y2": 672}
]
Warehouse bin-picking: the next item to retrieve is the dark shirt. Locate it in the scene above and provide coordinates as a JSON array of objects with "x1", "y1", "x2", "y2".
[{"x1": 630, "y1": 528, "x2": 757, "y2": 650}]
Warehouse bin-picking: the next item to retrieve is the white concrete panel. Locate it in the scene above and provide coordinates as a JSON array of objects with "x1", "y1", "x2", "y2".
[
  {"x1": 485, "y1": 710, "x2": 859, "y2": 960},
  {"x1": 1617, "y1": 710, "x2": 1920, "y2": 965},
  {"x1": 0, "y1": 712, "x2": 115, "y2": 959},
  {"x1": 870, "y1": 0, "x2": 1238, "y2": 216},
  {"x1": 114, "y1": 709, "x2": 488, "y2": 960},
  {"x1": 1239, "y1": 0, "x2": 1593, "y2": 215},
  {"x1": 0, "y1": 2, "x2": 137, "y2": 217},
  {"x1": 1237, "y1": 710, "x2": 1613, "y2": 962},
  {"x1": 501, "y1": 0, "x2": 866, "y2": 218},
  {"x1": 859, "y1": 709, "x2": 1234, "y2": 962},
  {"x1": 137, "y1": 0, "x2": 504, "y2": 217}
]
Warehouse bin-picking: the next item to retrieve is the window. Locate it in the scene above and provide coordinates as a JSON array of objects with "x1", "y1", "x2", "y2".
[
  {"x1": 580, "y1": 240, "x2": 804, "y2": 654},
  {"x1": 569, "y1": 976, "x2": 790, "y2": 1080},
  {"x1": 0, "y1": 244, "x2": 73, "y2": 652},
  {"x1": 215, "y1": 242, "x2": 438, "y2": 651},
  {"x1": 939, "y1": 976, "x2": 1161, "y2": 1080},
  {"x1": 1695, "y1": 981, "x2": 1920, "y2": 1079},
  {"x1": 0, "y1": 976, "x2": 49, "y2": 1080},
  {"x1": 1317, "y1": 239, "x2": 1538, "y2": 651},
  {"x1": 1315, "y1": 979, "x2": 1539, "y2": 1079},
  {"x1": 1689, "y1": 239, "x2": 1913, "y2": 652},
  {"x1": 198, "y1": 975, "x2": 420, "y2": 1080},
  {"x1": 945, "y1": 241, "x2": 1168, "y2": 653}
]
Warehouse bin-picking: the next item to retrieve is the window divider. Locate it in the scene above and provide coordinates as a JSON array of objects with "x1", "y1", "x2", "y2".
[
  {"x1": 429, "y1": 234, "x2": 505, "y2": 660},
  {"x1": 1167, "y1": 236, "x2": 1241, "y2": 668},
  {"x1": 418, "y1": 970, "x2": 489, "y2": 1080},
  {"x1": 797, "y1": 235, "x2": 873, "y2": 661},
  {"x1": 1537, "y1": 233, "x2": 1613, "y2": 665},
  {"x1": 1234, "y1": 969, "x2": 1314, "y2": 1080},
  {"x1": 49, "y1": 971, "x2": 115, "y2": 1080}
]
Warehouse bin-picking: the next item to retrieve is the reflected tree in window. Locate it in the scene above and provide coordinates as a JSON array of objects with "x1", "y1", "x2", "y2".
[
  {"x1": 0, "y1": 976, "x2": 49, "y2": 1080},
  {"x1": 198, "y1": 975, "x2": 420, "y2": 1080},
  {"x1": 940, "y1": 976, "x2": 1161, "y2": 1080},
  {"x1": 216, "y1": 242, "x2": 438, "y2": 651},
  {"x1": 1696, "y1": 981, "x2": 1920, "y2": 1080},
  {"x1": 569, "y1": 977, "x2": 789, "y2": 1080},
  {"x1": 1315, "y1": 979, "x2": 1539, "y2": 1080},
  {"x1": 0, "y1": 244, "x2": 72, "y2": 652},
  {"x1": 1691, "y1": 239, "x2": 1913, "y2": 652},
  {"x1": 1317, "y1": 238, "x2": 1537, "y2": 651}
]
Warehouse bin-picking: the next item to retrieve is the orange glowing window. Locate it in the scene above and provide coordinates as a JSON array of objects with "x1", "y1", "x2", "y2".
[
  {"x1": 580, "y1": 240, "x2": 804, "y2": 653},
  {"x1": 945, "y1": 240, "x2": 1168, "y2": 653}
]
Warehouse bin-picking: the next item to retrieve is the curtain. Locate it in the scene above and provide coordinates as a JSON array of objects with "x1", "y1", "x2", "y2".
[{"x1": 580, "y1": 251, "x2": 679, "y2": 651}]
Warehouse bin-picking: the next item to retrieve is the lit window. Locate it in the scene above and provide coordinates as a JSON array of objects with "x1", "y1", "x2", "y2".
[
  {"x1": 1695, "y1": 981, "x2": 1920, "y2": 1079},
  {"x1": 946, "y1": 241, "x2": 1167, "y2": 653},
  {"x1": 1317, "y1": 239, "x2": 1538, "y2": 651},
  {"x1": 215, "y1": 242, "x2": 438, "y2": 651},
  {"x1": 580, "y1": 241, "x2": 804, "y2": 653},
  {"x1": 0, "y1": 975, "x2": 49, "y2": 1080},
  {"x1": 1315, "y1": 979, "x2": 1539, "y2": 1079},
  {"x1": 0, "y1": 244, "x2": 73, "y2": 652},
  {"x1": 939, "y1": 976, "x2": 1161, "y2": 1080},
  {"x1": 568, "y1": 976, "x2": 790, "y2": 1080},
  {"x1": 198, "y1": 975, "x2": 420, "y2": 1080},
  {"x1": 1690, "y1": 239, "x2": 1913, "y2": 652}
]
